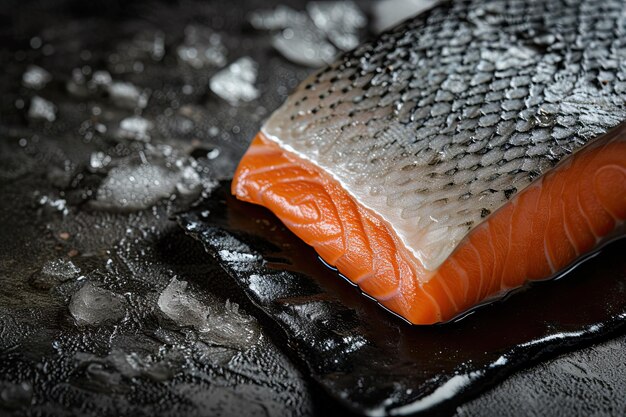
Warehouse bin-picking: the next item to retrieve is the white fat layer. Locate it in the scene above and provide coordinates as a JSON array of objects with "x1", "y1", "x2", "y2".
[
  {"x1": 261, "y1": 127, "x2": 444, "y2": 274},
  {"x1": 261, "y1": 127, "x2": 467, "y2": 272}
]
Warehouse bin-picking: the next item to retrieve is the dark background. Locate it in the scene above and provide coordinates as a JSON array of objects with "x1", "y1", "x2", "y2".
[{"x1": 0, "y1": 1, "x2": 625, "y2": 416}]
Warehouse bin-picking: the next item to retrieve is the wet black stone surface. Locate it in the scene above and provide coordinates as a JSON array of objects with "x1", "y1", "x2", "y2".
[
  {"x1": 1, "y1": 1, "x2": 625, "y2": 416},
  {"x1": 179, "y1": 182, "x2": 626, "y2": 416}
]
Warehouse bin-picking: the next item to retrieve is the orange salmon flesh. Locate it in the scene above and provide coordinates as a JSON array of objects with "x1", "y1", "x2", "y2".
[{"x1": 232, "y1": 129, "x2": 626, "y2": 324}]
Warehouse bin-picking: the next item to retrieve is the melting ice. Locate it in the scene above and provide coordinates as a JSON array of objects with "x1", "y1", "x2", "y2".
[
  {"x1": 272, "y1": 28, "x2": 336, "y2": 68},
  {"x1": 107, "y1": 81, "x2": 148, "y2": 109},
  {"x1": 89, "y1": 151, "x2": 112, "y2": 171},
  {"x1": 248, "y1": 5, "x2": 309, "y2": 30},
  {"x1": 117, "y1": 116, "x2": 153, "y2": 141},
  {"x1": 30, "y1": 258, "x2": 80, "y2": 289},
  {"x1": 38, "y1": 195, "x2": 69, "y2": 215},
  {"x1": 249, "y1": 1, "x2": 366, "y2": 67},
  {"x1": 158, "y1": 278, "x2": 211, "y2": 329},
  {"x1": 95, "y1": 164, "x2": 187, "y2": 211},
  {"x1": 91, "y1": 70, "x2": 113, "y2": 87},
  {"x1": 28, "y1": 96, "x2": 56, "y2": 122},
  {"x1": 209, "y1": 57, "x2": 260, "y2": 105},
  {"x1": 307, "y1": 1, "x2": 366, "y2": 51},
  {"x1": 372, "y1": 0, "x2": 440, "y2": 33},
  {"x1": 22, "y1": 65, "x2": 52, "y2": 90},
  {"x1": 92, "y1": 143, "x2": 204, "y2": 211},
  {"x1": 75, "y1": 349, "x2": 177, "y2": 383},
  {"x1": 69, "y1": 282, "x2": 126, "y2": 326},
  {"x1": 158, "y1": 278, "x2": 259, "y2": 349},
  {"x1": 177, "y1": 25, "x2": 227, "y2": 69}
]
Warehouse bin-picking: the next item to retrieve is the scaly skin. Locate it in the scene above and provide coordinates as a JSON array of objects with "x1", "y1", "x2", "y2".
[{"x1": 233, "y1": 0, "x2": 626, "y2": 323}]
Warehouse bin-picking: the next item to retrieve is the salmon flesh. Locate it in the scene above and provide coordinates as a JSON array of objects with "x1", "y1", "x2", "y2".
[{"x1": 233, "y1": 0, "x2": 626, "y2": 324}]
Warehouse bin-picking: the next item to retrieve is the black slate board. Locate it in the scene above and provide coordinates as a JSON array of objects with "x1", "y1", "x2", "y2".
[{"x1": 178, "y1": 182, "x2": 626, "y2": 416}]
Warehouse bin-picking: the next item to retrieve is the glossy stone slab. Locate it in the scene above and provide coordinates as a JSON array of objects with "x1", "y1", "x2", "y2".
[{"x1": 178, "y1": 182, "x2": 626, "y2": 416}]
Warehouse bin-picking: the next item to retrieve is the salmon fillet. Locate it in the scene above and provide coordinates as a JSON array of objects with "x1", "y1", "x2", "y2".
[{"x1": 233, "y1": 0, "x2": 626, "y2": 324}]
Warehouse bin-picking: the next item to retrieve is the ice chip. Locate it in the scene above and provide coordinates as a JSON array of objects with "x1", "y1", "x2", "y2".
[
  {"x1": 307, "y1": 1, "x2": 366, "y2": 33},
  {"x1": 69, "y1": 282, "x2": 126, "y2": 326},
  {"x1": 158, "y1": 277, "x2": 210, "y2": 329},
  {"x1": 373, "y1": 0, "x2": 440, "y2": 33},
  {"x1": 158, "y1": 278, "x2": 260, "y2": 349},
  {"x1": 249, "y1": 3, "x2": 363, "y2": 66},
  {"x1": 177, "y1": 25, "x2": 227, "y2": 69},
  {"x1": 307, "y1": 1, "x2": 366, "y2": 51},
  {"x1": 22, "y1": 65, "x2": 52, "y2": 90},
  {"x1": 41, "y1": 259, "x2": 80, "y2": 279},
  {"x1": 38, "y1": 195, "x2": 69, "y2": 215},
  {"x1": 95, "y1": 163, "x2": 180, "y2": 211},
  {"x1": 209, "y1": 57, "x2": 260, "y2": 104},
  {"x1": 203, "y1": 299, "x2": 260, "y2": 348},
  {"x1": 91, "y1": 70, "x2": 113, "y2": 87},
  {"x1": 93, "y1": 147, "x2": 204, "y2": 211},
  {"x1": 176, "y1": 166, "x2": 202, "y2": 196},
  {"x1": 106, "y1": 350, "x2": 176, "y2": 382},
  {"x1": 117, "y1": 116, "x2": 153, "y2": 141},
  {"x1": 28, "y1": 96, "x2": 56, "y2": 122},
  {"x1": 89, "y1": 151, "x2": 112, "y2": 171},
  {"x1": 30, "y1": 258, "x2": 80, "y2": 289},
  {"x1": 207, "y1": 148, "x2": 220, "y2": 159},
  {"x1": 272, "y1": 28, "x2": 336, "y2": 67},
  {"x1": 107, "y1": 81, "x2": 148, "y2": 109},
  {"x1": 248, "y1": 5, "x2": 309, "y2": 30}
]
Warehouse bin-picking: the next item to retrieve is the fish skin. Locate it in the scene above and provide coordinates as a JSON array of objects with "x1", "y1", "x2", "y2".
[
  {"x1": 232, "y1": 0, "x2": 626, "y2": 323},
  {"x1": 260, "y1": 0, "x2": 626, "y2": 271}
]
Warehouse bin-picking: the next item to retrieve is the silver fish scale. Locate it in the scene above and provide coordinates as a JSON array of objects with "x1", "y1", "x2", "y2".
[{"x1": 261, "y1": 0, "x2": 626, "y2": 271}]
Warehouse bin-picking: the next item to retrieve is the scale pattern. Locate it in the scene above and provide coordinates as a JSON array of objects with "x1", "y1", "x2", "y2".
[{"x1": 262, "y1": 0, "x2": 626, "y2": 270}]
